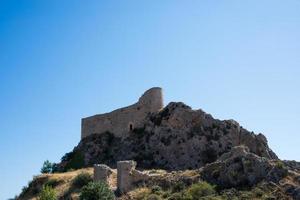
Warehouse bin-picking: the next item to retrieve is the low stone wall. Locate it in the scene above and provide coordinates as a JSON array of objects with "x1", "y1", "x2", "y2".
[
  {"x1": 94, "y1": 160, "x2": 150, "y2": 193},
  {"x1": 94, "y1": 164, "x2": 113, "y2": 183},
  {"x1": 94, "y1": 164, "x2": 116, "y2": 188}
]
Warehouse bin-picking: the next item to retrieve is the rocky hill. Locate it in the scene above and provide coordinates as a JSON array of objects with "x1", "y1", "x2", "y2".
[
  {"x1": 58, "y1": 102, "x2": 277, "y2": 171},
  {"x1": 17, "y1": 102, "x2": 300, "y2": 200}
]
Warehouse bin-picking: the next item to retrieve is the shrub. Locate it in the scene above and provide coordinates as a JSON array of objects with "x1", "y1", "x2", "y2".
[
  {"x1": 79, "y1": 181, "x2": 114, "y2": 200},
  {"x1": 131, "y1": 187, "x2": 151, "y2": 200},
  {"x1": 252, "y1": 187, "x2": 264, "y2": 197},
  {"x1": 45, "y1": 179, "x2": 61, "y2": 188},
  {"x1": 275, "y1": 160, "x2": 285, "y2": 169},
  {"x1": 147, "y1": 194, "x2": 162, "y2": 200},
  {"x1": 168, "y1": 192, "x2": 185, "y2": 200},
  {"x1": 63, "y1": 151, "x2": 85, "y2": 171},
  {"x1": 185, "y1": 182, "x2": 216, "y2": 199},
  {"x1": 73, "y1": 172, "x2": 93, "y2": 188},
  {"x1": 38, "y1": 185, "x2": 57, "y2": 200},
  {"x1": 41, "y1": 160, "x2": 54, "y2": 174},
  {"x1": 229, "y1": 170, "x2": 238, "y2": 179},
  {"x1": 161, "y1": 191, "x2": 171, "y2": 199},
  {"x1": 51, "y1": 163, "x2": 59, "y2": 173},
  {"x1": 172, "y1": 181, "x2": 186, "y2": 193},
  {"x1": 151, "y1": 185, "x2": 162, "y2": 194}
]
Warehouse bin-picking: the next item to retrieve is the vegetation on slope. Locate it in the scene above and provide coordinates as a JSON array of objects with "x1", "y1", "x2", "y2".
[{"x1": 17, "y1": 165, "x2": 300, "y2": 200}]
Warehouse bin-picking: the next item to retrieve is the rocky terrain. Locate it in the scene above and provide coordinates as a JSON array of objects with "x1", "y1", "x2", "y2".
[
  {"x1": 17, "y1": 102, "x2": 300, "y2": 200},
  {"x1": 58, "y1": 102, "x2": 277, "y2": 171}
]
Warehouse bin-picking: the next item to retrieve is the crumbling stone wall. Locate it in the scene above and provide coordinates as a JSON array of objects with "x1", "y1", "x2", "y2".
[
  {"x1": 94, "y1": 161, "x2": 150, "y2": 194},
  {"x1": 94, "y1": 164, "x2": 113, "y2": 183},
  {"x1": 117, "y1": 161, "x2": 150, "y2": 193},
  {"x1": 81, "y1": 87, "x2": 163, "y2": 139},
  {"x1": 94, "y1": 164, "x2": 117, "y2": 188}
]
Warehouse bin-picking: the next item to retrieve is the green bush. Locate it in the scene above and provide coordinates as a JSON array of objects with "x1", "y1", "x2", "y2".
[
  {"x1": 185, "y1": 182, "x2": 216, "y2": 199},
  {"x1": 161, "y1": 191, "x2": 171, "y2": 199},
  {"x1": 51, "y1": 163, "x2": 59, "y2": 173},
  {"x1": 38, "y1": 185, "x2": 57, "y2": 200},
  {"x1": 41, "y1": 160, "x2": 54, "y2": 174},
  {"x1": 79, "y1": 181, "x2": 114, "y2": 200},
  {"x1": 168, "y1": 192, "x2": 185, "y2": 200},
  {"x1": 172, "y1": 181, "x2": 186, "y2": 193},
  {"x1": 73, "y1": 172, "x2": 93, "y2": 188},
  {"x1": 45, "y1": 179, "x2": 61, "y2": 188},
  {"x1": 151, "y1": 185, "x2": 162, "y2": 194},
  {"x1": 147, "y1": 194, "x2": 162, "y2": 200},
  {"x1": 63, "y1": 151, "x2": 85, "y2": 171},
  {"x1": 275, "y1": 160, "x2": 285, "y2": 169}
]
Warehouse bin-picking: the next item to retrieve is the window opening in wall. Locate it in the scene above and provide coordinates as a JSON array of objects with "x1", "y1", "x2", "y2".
[{"x1": 129, "y1": 123, "x2": 133, "y2": 131}]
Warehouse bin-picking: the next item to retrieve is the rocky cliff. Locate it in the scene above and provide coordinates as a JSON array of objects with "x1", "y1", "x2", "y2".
[{"x1": 58, "y1": 102, "x2": 277, "y2": 171}]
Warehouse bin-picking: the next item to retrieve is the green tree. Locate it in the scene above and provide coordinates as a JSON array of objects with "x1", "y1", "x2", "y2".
[
  {"x1": 80, "y1": 181, "x2": 114, "y2": 200},
  {"x1": 41, "y1": 160, "x2": 54, "y2": 173},
  {"x1": 38, "y1": 185, "x2": 57, "y2": 200}
]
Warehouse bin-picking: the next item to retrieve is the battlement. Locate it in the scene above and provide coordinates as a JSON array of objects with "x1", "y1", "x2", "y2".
[{"x1": 81, "y1": 87, "x2": 164, "y2": 139}]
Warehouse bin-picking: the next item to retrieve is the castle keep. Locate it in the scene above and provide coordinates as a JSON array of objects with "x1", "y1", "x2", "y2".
[{"x1": 81, "y1": 87, "x2": 164, "y2": 139}]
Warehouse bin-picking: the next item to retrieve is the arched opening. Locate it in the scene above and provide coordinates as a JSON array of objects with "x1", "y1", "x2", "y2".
[{"x1": 129, "y1": 123, "x2": 134, "y2": 131}]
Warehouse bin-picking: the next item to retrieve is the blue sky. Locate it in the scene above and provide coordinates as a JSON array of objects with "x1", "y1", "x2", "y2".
[{"x1": 0, "y1": 0, "x2": 300, "y2": 199}]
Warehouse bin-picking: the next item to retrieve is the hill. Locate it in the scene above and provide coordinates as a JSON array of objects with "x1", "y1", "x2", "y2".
[
  {"x1": 16, "y1": 101, "x2": 300, "y2": 199},
  {"x1": 57, "y1": 102, "x2": 277, "y2": 171}
]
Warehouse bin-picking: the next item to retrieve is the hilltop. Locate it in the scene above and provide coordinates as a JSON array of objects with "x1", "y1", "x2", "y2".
[
  {"x1": 16, "y1": 88, "x2": 300, "y2": 200},
  {"x1": 58, "y1": 101, "x2": 277, "y2": 171}
]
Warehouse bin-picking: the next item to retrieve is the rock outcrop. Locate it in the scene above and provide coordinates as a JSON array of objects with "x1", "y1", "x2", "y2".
[
  {"x1": 58, "y1": 102, "x2": 277, "y2": 171},
  {"x1": 201, "y1": 146, "x2": 288, "y2": 188}
]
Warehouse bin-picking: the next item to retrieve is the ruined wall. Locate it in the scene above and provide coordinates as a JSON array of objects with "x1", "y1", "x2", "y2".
[
  {"x1": 94, "y1": 161, "x2": 149, "y2": 194},
  {"x1": 81, "y1": 87, "x2": 163, "y2": 139}
]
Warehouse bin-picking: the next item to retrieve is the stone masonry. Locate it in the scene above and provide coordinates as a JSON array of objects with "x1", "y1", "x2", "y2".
[
  {"x1": 94, "y1": 164, "x2": 114, "y2": 183},
  {"x1": 94, "y1": 160, "x2": 150, "y2": 194},
  {"x1": 81, "y1": 87, "x2": 164, "y2": 139},
  {"x1": 117, "y1": 160, "x2": 150, "y2": 193}
]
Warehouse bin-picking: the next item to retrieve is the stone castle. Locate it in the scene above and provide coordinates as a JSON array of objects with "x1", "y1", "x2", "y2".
[{"x1": 81, "y1": 87, "x2": 164, "y2": 139}]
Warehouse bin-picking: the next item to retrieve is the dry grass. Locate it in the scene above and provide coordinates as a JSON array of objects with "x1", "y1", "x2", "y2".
[
  {"x1": 19, "y1": 168, "x2": 93, "y2": 200},
  {"x1": 126, "y1": 187, "x2": 151, "y2": 200},
  {"x1": 19, "y1": 167, "x2": 119, "y2": 200}
]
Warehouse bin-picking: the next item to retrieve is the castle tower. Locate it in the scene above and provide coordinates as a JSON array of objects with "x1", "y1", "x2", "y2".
[{"x1": 138, "y1": 87, "x2": 164, "y2": 113}]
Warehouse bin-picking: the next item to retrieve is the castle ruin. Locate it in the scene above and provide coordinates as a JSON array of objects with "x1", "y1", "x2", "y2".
[{"x1": 81, "y1": 87, "x2": 164, "y2": 139}]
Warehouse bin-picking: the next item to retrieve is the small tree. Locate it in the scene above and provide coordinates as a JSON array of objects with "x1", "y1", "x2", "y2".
[
  {"x1": 38, "y1": 185, "x2": 57, "y2": 200},
  {"x1": 80, "y1": 181, "x2": 114, "y2": 200},
  {"x1": 41, "y1": 160, "x2": 53, "y2": 173}
]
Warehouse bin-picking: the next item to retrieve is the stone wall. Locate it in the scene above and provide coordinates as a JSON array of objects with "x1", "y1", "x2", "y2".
[
  {"x1": 94, "y1": 160, "x2": 150, "y2": 194},
  {"x1": 94, "y1": 164, "x2": 113, "y2": 183},
  {"x1": 116, "y1": 161, "x2": 150, "y2": 193},
  {"x1": 94, "y1": 164, "x2": 117, "y2": 188},
  {"x1": 81, "y1": 87, "x2": 163, "y2": 139}
]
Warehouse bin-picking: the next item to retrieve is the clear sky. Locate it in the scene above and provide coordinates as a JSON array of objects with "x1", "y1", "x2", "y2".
[{"x1": 0, "y1": 0, "x2": 299, "y2": 199}]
